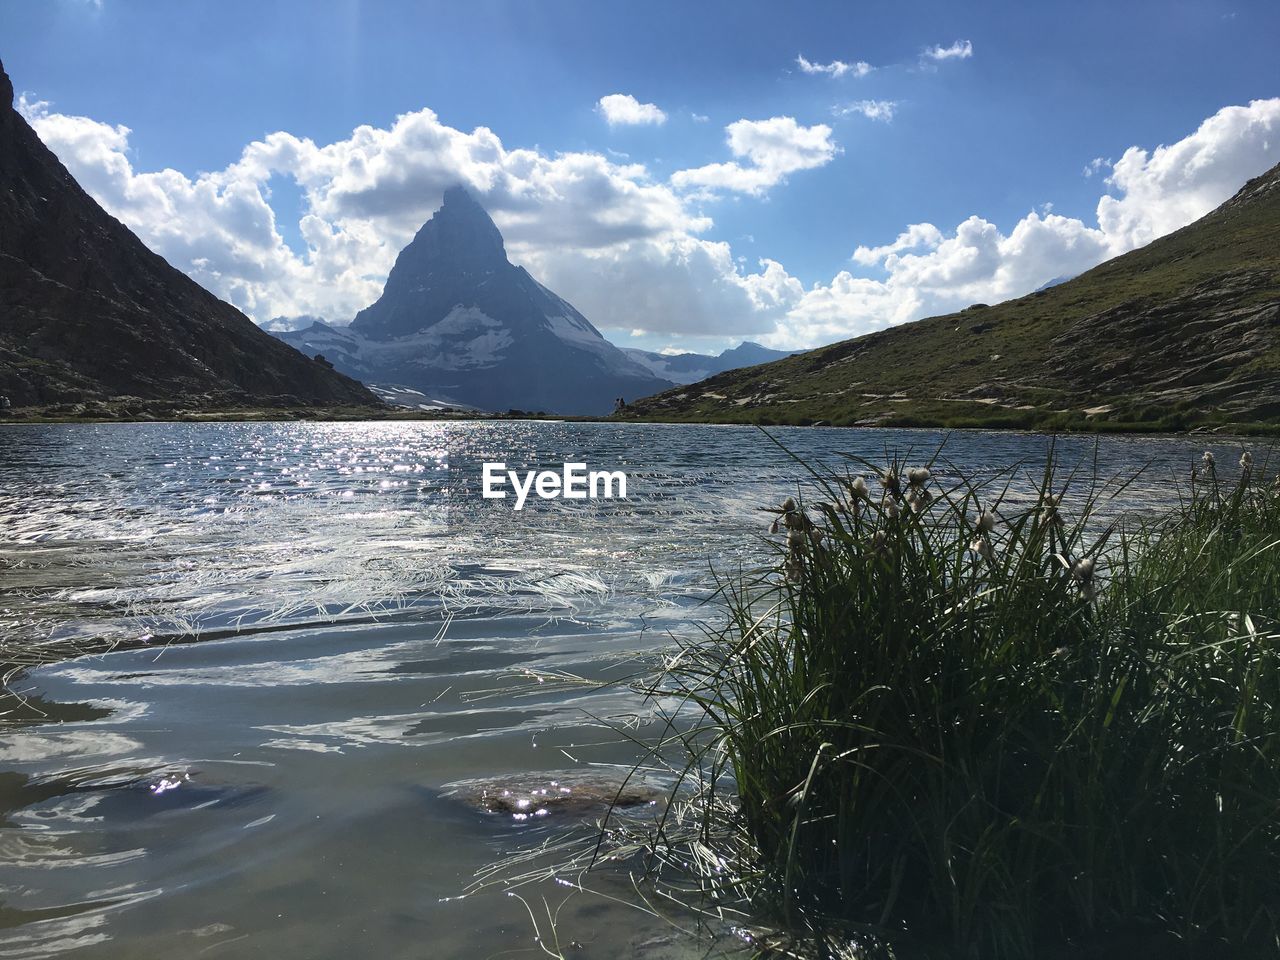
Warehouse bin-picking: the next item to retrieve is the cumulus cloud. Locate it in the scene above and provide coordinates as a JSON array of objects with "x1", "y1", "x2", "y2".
[
  {"x1": 836, "y1": 99, "x2": 899, "y2": 122},
  {"x1": 21, "y1": 96, "x2": 707, "y2": 323},
  {"x1": 851, "y1": 223, "x2": 944, "y2": 265},
  {"x1": 1096, "y1": 98, "x2": 1280, "y2": 250},
  {"x1": 767, "y1": 210, "x2": 1110, "y2": 348},
  {"x1": 765, "y1": 97, "x2": 1280, "y2": 348},
  {"x1": 671, "y1": 116, "x2": 839, "y2": 196},
  {"x1": 596, "y1": 93, "x2": 667, "y2": 127},
  {"x1": 795, "y1": 54, "x2": 873, "y2": 79},
  {"x1": 924, "y1": 40, "x2": 974, "y2": 61},
  {"x1": 19, "y1": 90, "x2": 1280, "y2": 354},
  {"x1": 528, "y1": 238, "x2": 804, "y2": 337}
]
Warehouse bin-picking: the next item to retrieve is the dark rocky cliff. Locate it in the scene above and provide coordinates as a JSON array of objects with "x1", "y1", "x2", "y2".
[{"x1": 0, "y1": 59, "x2": 379, "y2": 409}]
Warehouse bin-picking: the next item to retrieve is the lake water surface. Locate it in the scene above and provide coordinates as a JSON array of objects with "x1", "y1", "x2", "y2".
[{"x1": 0, "y1": 422, "x2": 1256, "y2": 959}]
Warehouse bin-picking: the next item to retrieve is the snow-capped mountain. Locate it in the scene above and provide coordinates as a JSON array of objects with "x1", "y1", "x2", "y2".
[
  {"x1": 272, "y1": 187, "x2": 673, "y2": 414},
  {"x1": 622, "y1": 341, "x2": 800, "y2": 386}
]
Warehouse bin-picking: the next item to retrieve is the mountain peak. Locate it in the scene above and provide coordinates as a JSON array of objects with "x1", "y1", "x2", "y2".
[
  {"x1": 1, "y1": 60, "x2": 13, "y2": 110},
  {"x1": 441, "y1": 183, "x2": 487, "y2": 212},
  {"x1": 321, "y1": 187, "x2": 674, "y2": 412},
  {"x1": 416, "y1": 184, "x2": 507, "y2": 262},
  {"x1": 352, "y1": 186, "x2": 508, "y2": 327},
  {"x1": 350, "y1": 187, "x2": 514, "y2": 341}
]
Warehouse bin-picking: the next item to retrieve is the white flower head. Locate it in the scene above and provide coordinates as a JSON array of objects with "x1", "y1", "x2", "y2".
[
  {"x1": 787, "y1": 529, "x2": 806, "y2": 551},
  {"x1": 850, "y1": 476, "x2": 869, "y2": 499},
  {"x1": 1240, "y1": 451, "x2": 1253, "y2": 471},
  {"x1": 976, "y1": 509, "x2": 997, "y2": 533},
  {"x1": 907, "y1": 487, "x2": 934, "y2": 513},
  {"x1": 1072, "y1": 556, "x2": 1096, "y2": 582},
  {"x1": 781, "y1": 496, "x2": 797, "y2": 512},
  {"x1": 908, "y1": 467, "x2": 931, "y2": 487},
  {"x1": 884, "y1": 499, "x2": 900, "y2": 520},
  {"x1": 969, "y1": 536, "x2": 995, "y2": 560}
]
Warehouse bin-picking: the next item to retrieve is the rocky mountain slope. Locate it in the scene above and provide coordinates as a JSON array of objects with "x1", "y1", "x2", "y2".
[
  {"x1": 621, "y1": 161, "x2": 1280, "y2": 432},
  {"x1": 0, "y1": 60, "x2": 378, "y2": 410},
  {"x1": 274, "y1": 187, "x2": 673, "y2": 415},
  {"x1": 622, "y1": 341, "x2": 798, "y2": 386}
]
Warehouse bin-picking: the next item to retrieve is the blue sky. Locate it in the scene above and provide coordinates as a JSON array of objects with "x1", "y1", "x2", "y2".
[{"x1": 3, "y1": 0, "x2": 1279, "y2": 353}]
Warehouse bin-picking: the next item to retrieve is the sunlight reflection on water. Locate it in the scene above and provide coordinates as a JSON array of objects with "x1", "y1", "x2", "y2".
[{"x1": 0, "y1": 421, "x2": 1258, "y2": 959}]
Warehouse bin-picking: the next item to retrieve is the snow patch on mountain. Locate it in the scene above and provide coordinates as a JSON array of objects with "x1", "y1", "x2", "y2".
[{"x1": 367, "y1": 383, "x2": 483, "y2": 411}]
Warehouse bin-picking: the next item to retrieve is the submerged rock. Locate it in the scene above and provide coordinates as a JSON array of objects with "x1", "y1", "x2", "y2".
[{"x1": 441, "y1": 769, "x2": 665, "y2": 822}]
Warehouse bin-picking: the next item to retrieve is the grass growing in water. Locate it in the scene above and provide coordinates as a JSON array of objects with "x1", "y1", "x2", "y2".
[{"x1": 628, "y1": 447, "x2": 1280, "y2": 958}]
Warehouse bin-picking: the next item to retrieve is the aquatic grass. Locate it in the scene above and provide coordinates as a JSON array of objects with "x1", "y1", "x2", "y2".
[{"x1": 620, "y1": 444, "x2": 1280, "y2": 958}]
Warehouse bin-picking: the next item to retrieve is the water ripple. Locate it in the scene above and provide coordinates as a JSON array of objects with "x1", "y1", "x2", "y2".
[{"x1": 0, "y1": 421, "x2": 1257, "y2": 959}]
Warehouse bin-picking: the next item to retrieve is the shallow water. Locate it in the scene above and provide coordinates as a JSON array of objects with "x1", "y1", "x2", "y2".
[{"x1": 0, "y1": 421, "x2": 1258, "y2": 959}]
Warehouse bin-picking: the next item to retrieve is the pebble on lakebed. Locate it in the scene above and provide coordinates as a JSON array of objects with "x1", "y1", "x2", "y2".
[{"x1": 441, "y1": 770, "x2": 666, "y2": 822}]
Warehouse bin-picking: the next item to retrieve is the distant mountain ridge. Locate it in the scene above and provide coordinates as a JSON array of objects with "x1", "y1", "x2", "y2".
[
  {"x1": 622, "y1": 341, "x2": 800, "y2": 385},
  {"x1": 0, "y1": 60, "x2": 377, "y2": 410},
  {"x1": 273, "y1": 187, "x2": 673, "y2": 414},
  {"x1": 621, "y1": 160, "x2": 1280, "y2": 432}
]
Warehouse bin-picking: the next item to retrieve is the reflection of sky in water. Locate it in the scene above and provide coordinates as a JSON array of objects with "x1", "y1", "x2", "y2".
[{"x1": 0, "y1": 422, "x2": 1259, "y2": 958}]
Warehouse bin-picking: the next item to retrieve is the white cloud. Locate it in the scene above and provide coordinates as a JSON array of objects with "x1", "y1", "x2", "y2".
[
  {"x1": 852, "y1": 223, "x2": 943, "y2": 265},
  {"x1": 766, "y1": 97, "x2": 1280, "y2": 348},
  {"x1": 1083, "y1": 156, "x2": 1109, "y2": 177},
  {"x1": 767, "y1": 209, "x2": 1110, "y2": 348},
  {"x1": 671, "y1": 116, "x2": 839, "y2": 196},
  {"x1": 20, "y1": 90, "x2": 1280, "y2": 355},
  {"x1": 596, "y1": 93, "x2": 667, "y2": 127},
  {"x1": 528, "y1": 238, "x2": 803, "y2": 337},
  {"x1": 22, "y1": 96, "x2": 704, "y2": 323},
  {"x1": 1096, "y1": 98, "x2": 1280, "y2": 250},
  {"x1": 795, "y1": 54, "x2": 873, "y2": 79},
  {"x1": 924, "y1": 40, "x2": 974, "y2": 61},
  {"x1": 836, "y1": 99, "x2": 899, "y2": 122}
]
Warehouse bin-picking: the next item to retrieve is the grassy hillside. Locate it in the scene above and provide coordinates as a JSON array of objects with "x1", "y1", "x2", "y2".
[{"x1": 620, "y1": 162, "x2": 1280, "y2": 433}]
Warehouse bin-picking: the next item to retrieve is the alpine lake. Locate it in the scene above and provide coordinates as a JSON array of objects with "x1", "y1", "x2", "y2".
[{"x1": 0, "y1": 421, "x2": 1255, "y2": 959}]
